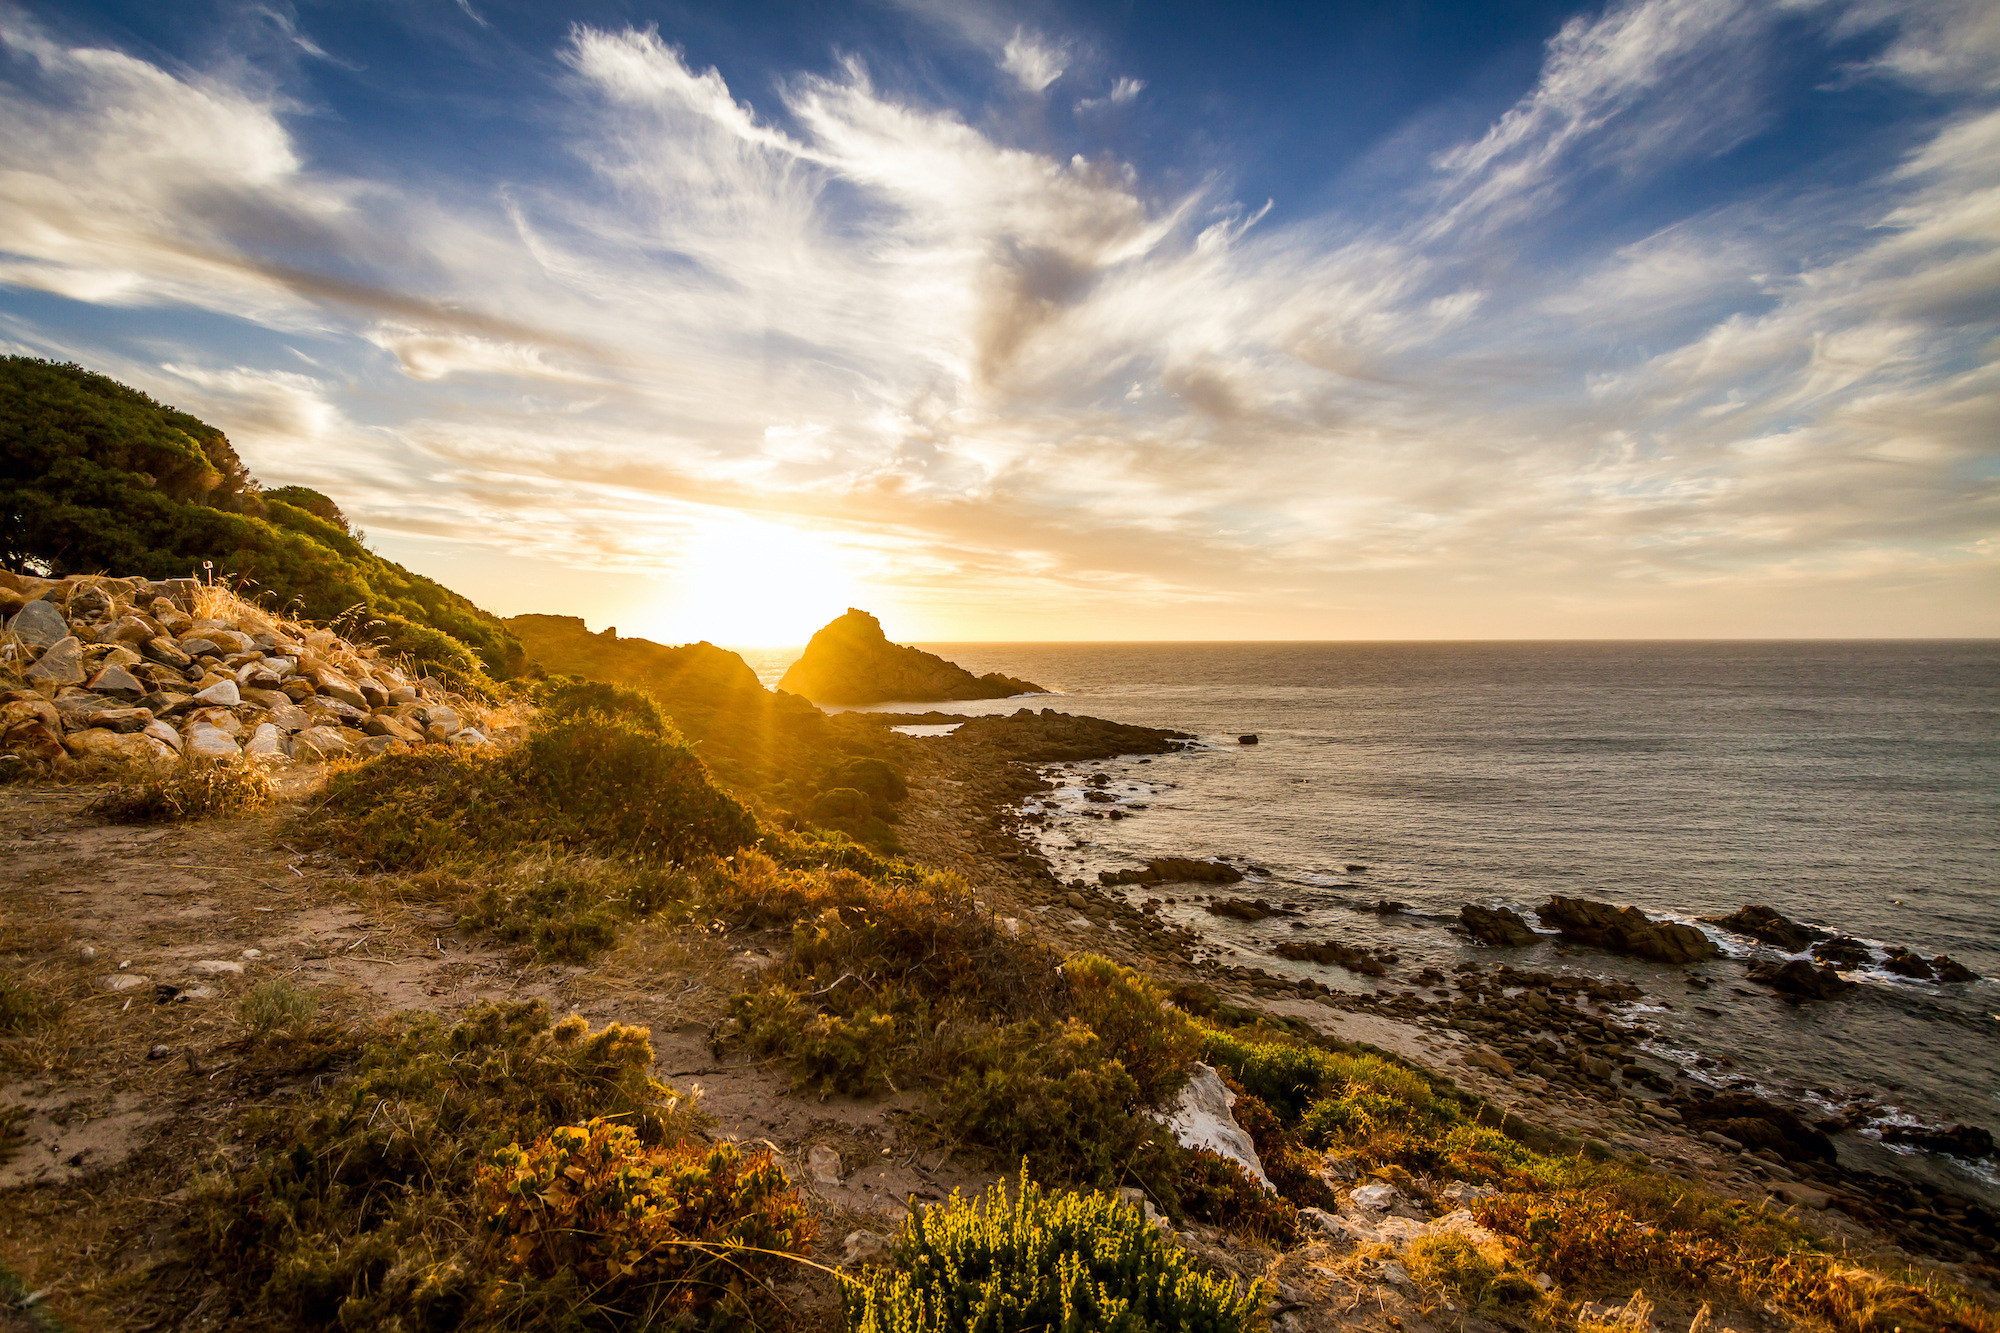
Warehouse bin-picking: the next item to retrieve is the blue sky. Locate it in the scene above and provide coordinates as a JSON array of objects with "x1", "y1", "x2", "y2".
[{"x1": 1, "y1": 0, "x2": 1994, "y2": 643}]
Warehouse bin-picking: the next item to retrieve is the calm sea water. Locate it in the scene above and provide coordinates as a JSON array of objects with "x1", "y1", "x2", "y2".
[{"x1": 738, "y1": 641, "x2": 2000, "y2": 1199}]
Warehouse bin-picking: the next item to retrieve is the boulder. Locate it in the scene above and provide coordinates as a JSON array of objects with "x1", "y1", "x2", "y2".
[
  {"x1": 25, "y1": 636, "x2": 86, "y2": 686},
  {"x1": 1879, "y1": 1123, "x2": 1995, "y2": 1159},
  {"x1": 777, "y1": 608, "x2": 1045, "y2": 704},
  {"x1": 244, "y1": 723, "x2": 286, "y2": 763},
  {"x1": 1703, "y1": 905, "x2": 1827, "y2": 952},
  {"x1": 426, "y1": 705, "x2": 463, "y2": 736},
  {"x1": 185, "y1": 724, "x2": 242, "y2": 761},
  {"x1": 95, "y1": 615, "x2": 155, "y2": 646},
  {"x1": 85, "y1": 663, "x2": 147, "y2": 699},
  {"x1": 313, "y1": 669, "x2": 369, "y2": 711},
  {"x1": 1205, "y1": 897, "x2": 1279, "y2": 921},
  {"x1": 64, "y1": 727, "x2": 175, "y2": 775},
  {"x1": 143, "y1": 719, "x2": 182, "y2": 752},
  {"x1": 1460, "y1": 903, "x2": 1538, "y2": 947},
  {"x1": 6, "y1": 599, "x2": 68, "y2": 646},
  {"x1": 4, "y1": 720, "x2": 66, "y2": 764},
  {"x1": 192, "y1": 678, "x2": 242, "y2": 708},
  {"x1": 1812, "y1": 936, "x2": 1872, "y2": 969},
  {"x1": 1934, "y1": 956, "x2": 1980, "y2": 983},
  {"x1": 1747, "y1": 959, "x2": 1852, "y2": 1001},
  {"x1": 292, "y1": 725, "x2": 354, "y2": 758},
  {"x1": 1672, "y1": 1091, "x2": 1836, "y2": 1163},
  {"x1": 80, "y1": 707, "x2": 154, "y2": 734},
  {"x1": 270, "y1": 703, "x2": 310, "y2": 733},
  {"x1": 142, "y1": 636, "x2": 193, "y2": 669},
  {"x1": 1882, "y1": 949, "x2": 1936, "y2": 980},
  {"x1": 363, "y1": 713, "x2": 423, "y2": 743},
  {"x1": 1151, "y1": 1063, "x2": 1272, "y2": 1190},
  {"x1": 1535, "y1": 896, "x2": 1720, "y2": 964}
]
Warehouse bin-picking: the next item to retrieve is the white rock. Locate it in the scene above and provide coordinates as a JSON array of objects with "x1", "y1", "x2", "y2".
[
  {"x1": 807, "y1": 1144, "x2": 842, "y2": 1186},
  {"x1": 185, "y1": 724, "x2": 242, "y2": 761},
  {"x1": 96, "y1": 973, "x2": 152, "y2": 992},
  {"x1": 292, "y1": 725, "x2": 353, "y2": 758},
  {"x1": 1351, "y1": 1182, "x2": 1399, "y2": 1211},
  {"x1": 426, "y1": 706, "x2": 463, "y2": 736},
  {"x1": 241, "y1": 948, "x2": 263, "y2": 959},
  {"x1": 1152, "y1": 1062, "x2": 1273, "y2": 1191},
  {"x1": 191, "y1": 959, "x2": 244, "y2": 975},
  {"x1": 143, "y1": 719, "x2": 183, "y2": 752},
  {"x1": 193, "y1": 678, "x2": 242, "y2": 707},
  {"x1": 450, "y1": 727, "x2": 489, "y2": 747},
  {"x1": 1378, "y1": 1260, "x2": 1414, "y2": 1291},
  {"x1": 1440, "y1": 1180, "x2": 1498, "y2": 1204},
  {"x1": 1425, "y1": 1209, "x2": 1502, "y2": 1247},
  {"x1": 244, "y1": 722, "x2": 286, "y2": 763}
]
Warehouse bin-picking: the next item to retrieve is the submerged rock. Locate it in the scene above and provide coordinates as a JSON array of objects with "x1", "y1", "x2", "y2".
[
  {"x1": 1747, "y1": 958, "x2": 1852, "y2": 1001},
  {"x1": 1535, "y1": 895, "x2": 1720, "y2": 964},
  {"x1": 778, "y1": 608, "x2": 1044, "y2": 704},
  {"x1": 1703, "y1": 904, "x2": 1827, "y2": 952},
  {"x1": 1812, "y1": 936, "x2": 1873, "y2": 969},
  {"x1": 1106, "y1": 857, "x2": 1246, "y2": 888},
  {"x1": 1460, "y1": 903, "x2": 1537, "y2": 947},
  {"x1": 1879, "y1": 1123, "x2": 1995, "y2": 1159},
  {"x1": 1882, "y1": 949, "x2": 1936, "y2": 980}
]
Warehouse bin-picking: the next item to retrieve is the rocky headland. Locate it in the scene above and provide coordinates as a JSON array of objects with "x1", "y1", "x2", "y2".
[{"x1": 776, "y1": 607, "x2": 1046, "y2": 704}]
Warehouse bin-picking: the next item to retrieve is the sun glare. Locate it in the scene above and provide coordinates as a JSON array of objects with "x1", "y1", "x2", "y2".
[{"x1": 642, "y1": 517, "x2": 866, "y2": 647}]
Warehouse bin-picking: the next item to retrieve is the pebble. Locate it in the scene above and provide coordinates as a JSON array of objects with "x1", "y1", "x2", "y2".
[
  {"x1": 147, "y1": 1044, "x2": 171, "y2": 1060},
  {"x1": 808, "y1": 1145, "x2": 842, "y2": 1186}
]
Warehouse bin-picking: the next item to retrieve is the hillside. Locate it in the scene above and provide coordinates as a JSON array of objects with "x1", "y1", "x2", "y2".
[
  {"x1": 0, "y1": 357, "x2": 519, "y2": 687},
  {"x1": 777, "y1": 607, "x2": 1044, "y2": 704},
  {"x1": 504, "y1": 613, "x2": 911, "y2": 843}
]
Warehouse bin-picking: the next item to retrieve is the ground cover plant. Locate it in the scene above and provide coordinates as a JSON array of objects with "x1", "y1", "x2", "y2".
[
  {"x1": 840, "y1": 1173, "x2": 1265, "y2": 1333},
  {"x1": 197, "y1": 1000, "x2": 815, "y2": 1331}
]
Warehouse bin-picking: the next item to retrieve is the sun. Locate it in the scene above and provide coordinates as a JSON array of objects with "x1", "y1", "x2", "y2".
[{"x1": 644, "y1": 516, "x2": 866, "y2": 646}]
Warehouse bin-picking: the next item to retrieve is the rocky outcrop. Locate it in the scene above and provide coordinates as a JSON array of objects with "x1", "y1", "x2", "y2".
[
  {"x1": 1203, "y1": 897, "x2": 1279, "y2": 921},
  {"x1": 923, "y1": 708, "x2": 1192, "y2": 763},
  {"x1": 1534, "y1": 896, "x2": 1720, "y2": 964},
  {"x1": 1747, "y1": 959, "x2": 1852, "y2": 1001},
  {"x1": 1459, "y1": 904, "x2": 1537, "y2": 947},
  {"x1": 1672, "y1": 1091, "x2": 1837, "y2": 1163},
  {"x1": 1812, "y1": 936, "x2": 1872, "y2": 969},
  {"x1": 777, "y1": 609, "x2": 1044, "y2": 705},
  {"x1": 1880, "y1": 1123, "x2": 1995, "y2": 1159},
  {"x1": 1703, "y1": 904, "x2": 1827, "y2": 952},
  {"x1": 1105, "y1": 858, "x2": 1245, "y2": 888},
  {"x1": 1273, "y1": 938, "x2": 1389, "y2": 976},
  {"x1": 1150, "y1": 1063, "x2": 1272, "y2": 1190},
  {"x1": 1, "y1": 573, "x2": 492, "y2": 778}
]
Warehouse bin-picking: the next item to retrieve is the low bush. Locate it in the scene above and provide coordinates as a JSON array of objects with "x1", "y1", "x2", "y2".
[
  {"x1": 1175, "y1": 1149, "x2": 1300, "y2": 1245},
  {"x1": 480, "y1": 1118, "x2": 815, "y2": 1329},
  {"x1": 933, "y1": 1019, "x2": 1167, "y2": 1189},
  {"x1": 90, "y1": 756, "x2": 274, "y2": 823},
  {"x1": 1404, "y1": 1231, "x2": 1545, "y2": 1314},
  {"x1": 237, "y1": 978, "x2": 319, "y2": 1038},
  {"x1": 842, "y1": 1172, "x2": 1263, "y2": 1333},
  {"x1": 194, "y1": 1001, "x2": 810, "y2": 1330},
  {"x1": 1062, "y1": 954, "x2": 1202, "y2": 1107}
]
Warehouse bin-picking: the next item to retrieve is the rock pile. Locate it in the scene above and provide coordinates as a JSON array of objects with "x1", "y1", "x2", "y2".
[{"x1": 1, "y1": 573, "x2": 492, "y2": 778}]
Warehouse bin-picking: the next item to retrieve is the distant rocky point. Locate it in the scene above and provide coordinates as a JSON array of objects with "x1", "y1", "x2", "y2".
[{"x1": 778, "y1": 608, "x2": 1045, "y2": 705}]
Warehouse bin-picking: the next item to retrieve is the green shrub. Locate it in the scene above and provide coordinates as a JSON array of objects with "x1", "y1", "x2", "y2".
[
  {"x1": 1176, "y1": 1149, "x2": 1300, "y2": 1246},
  {"x1": 198, "y1": 1002, "x2": 734, "y2": 1329},
  {"x1": 829, "y1": 756, "x2": 907, "y2": 805},
  {"x1": 1404, "y1": 1231, "x2": 1544, "y2": 1313},
  {"x1": 934, "y1": 1019, "x2": 1163, "y2": 1188},
  {"x1": 810, "y1": 787, "x2": 873, "y2": 822},
  {"x1": 364, "y1": 612, "x2": 495, "y2": 700},
  {"x1": 479, "y1": 1117, "x2": 815, "y2": 1329},
  {"x1": 1063, "y1": 954, "x2": 1203, "y2": 1107},
  {"x1": 531, "y1": 677, "x2": 669, "y2": 734},
  {"x1": 90, "y1": 757, "x2": 275, "y2": 824},
  {"x1": 842, "y1": 1172, "x2": 1263, "y2": 1333},
  {"x1": 512, "y1": 716, "x2": 758, "y2": 862},
  {"x1": 238, "y1": 979, "x2": 319, "y2": 1038}
]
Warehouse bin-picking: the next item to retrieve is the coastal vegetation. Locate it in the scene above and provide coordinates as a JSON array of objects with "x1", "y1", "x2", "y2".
[{"x1": 0, "y1": 356, "x2": 519, "y2": 684}]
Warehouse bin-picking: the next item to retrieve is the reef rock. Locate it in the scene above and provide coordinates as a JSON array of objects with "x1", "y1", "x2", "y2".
[
  {"x1": 1460, "y1": 903, "x2": 1538, "y2": 947},
  {"x1": 778, "y1": 608, "x2": 1044, "y2": 705},
  {"x1": 1703, "y1": 904, "x2": 1827, "y2": 952},
  {"x1": 1747, "y1": 959, "x2": 1852, "y2": 1001},
  {"x1": 1273, "y1": 938, "x2": 1388, "y2": 977},
  {"x1": 1535, "y1": 895, "x2": 1720, "y2": 964}
]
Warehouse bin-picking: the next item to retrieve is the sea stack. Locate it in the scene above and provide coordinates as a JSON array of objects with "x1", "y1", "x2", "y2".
[{"x1": 777, "y1": 608, "x2": 1046, "y2": 705}]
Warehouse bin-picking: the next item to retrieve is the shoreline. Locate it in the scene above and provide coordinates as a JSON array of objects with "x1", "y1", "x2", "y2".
[{"x1": 868, "y1": 706, "x2": 2000, "y2": 1280}]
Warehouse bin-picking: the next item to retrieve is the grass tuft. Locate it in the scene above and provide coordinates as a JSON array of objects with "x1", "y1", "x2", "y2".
[{"x1": 89, "y1": 756, "x2": 274, "y2": 823}]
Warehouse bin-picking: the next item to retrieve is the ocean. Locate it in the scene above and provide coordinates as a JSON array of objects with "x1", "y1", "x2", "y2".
[{"x1": 736, "y1": 640, "x2": 2000, "y2": 1202}]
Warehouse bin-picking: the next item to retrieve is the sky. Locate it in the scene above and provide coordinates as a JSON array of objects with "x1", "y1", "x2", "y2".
[{"x1": 1, "y1": 0, "x2": 1995, "y2": 645}]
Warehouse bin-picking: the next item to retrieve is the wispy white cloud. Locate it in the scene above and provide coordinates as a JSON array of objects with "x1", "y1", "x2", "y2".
[{"x1": 0, "y1": 0, "x2": 1993, "y2": 638}]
